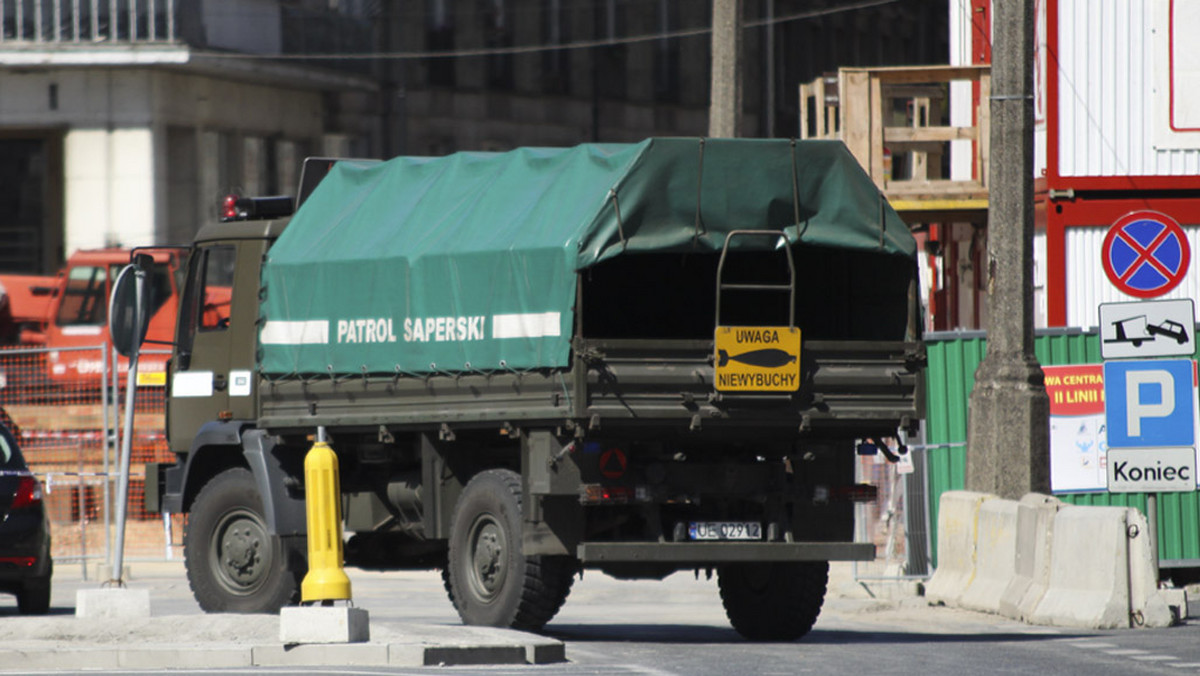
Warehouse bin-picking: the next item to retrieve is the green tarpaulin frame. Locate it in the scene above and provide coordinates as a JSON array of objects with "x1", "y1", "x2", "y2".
[{"x1": 259, "y1": 137, "x2": 914, "y2": 376}]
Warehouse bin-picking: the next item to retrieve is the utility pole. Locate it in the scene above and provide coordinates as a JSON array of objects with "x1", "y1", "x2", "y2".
[
  {"x1": 709, "y1": 0, "x2": 743, "y2": 137},
  {"x1": 965, "y1": 0, "x2": 1050, "y2": 498}
]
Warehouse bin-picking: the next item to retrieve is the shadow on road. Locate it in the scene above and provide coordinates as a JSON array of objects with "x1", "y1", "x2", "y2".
[{"x1": 547, "y1": 623, "x2": 1092, "y2": 646}]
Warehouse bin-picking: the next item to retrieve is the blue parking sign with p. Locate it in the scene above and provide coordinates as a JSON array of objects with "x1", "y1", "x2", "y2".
[{"x1": 1103, "y1": 359, "x2": 1197, "y2": 448}]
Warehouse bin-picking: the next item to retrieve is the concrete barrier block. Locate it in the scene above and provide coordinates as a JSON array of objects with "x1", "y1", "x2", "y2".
[
  {"x1": 1126, "y1": 508, "x2": 1174, "y2": 628},
  {"x1": 998, "y1": 493, "x2": 1061, "y2": 621},
  {"x1": 75, "y1": 588, "x2": 151, "y2": 620},
  {"x1": 925, "y1": 491, "x2": 997, "y2": 607},
  {"x1": 959, "y1": 498, "x2": 1019, "y2": 614},
  {"x1": 280, "y1": 606, "x2": 370, "y2": 644},
  {"x1": 1028, "y1": 505, "x2": 1132, "y2": 629}
]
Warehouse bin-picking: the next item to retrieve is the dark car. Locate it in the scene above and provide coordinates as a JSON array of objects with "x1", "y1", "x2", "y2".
[{"x1": 0, "y1": 419, "x2": 52, "y2": 614}]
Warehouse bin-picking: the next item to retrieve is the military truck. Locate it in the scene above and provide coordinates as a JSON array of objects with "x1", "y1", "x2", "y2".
[{"x1": 133, "y1": 138, "x2": 924, "y2": 641}]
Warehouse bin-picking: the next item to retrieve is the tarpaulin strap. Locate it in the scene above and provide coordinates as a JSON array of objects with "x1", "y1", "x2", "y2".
[
  {"x1": 790, "y1": 139, "x2": 801, "y2": 227},
  {"x1": 607, "y1": 189, "x2": 628, "y2": 251},
  {"x1": 879, "y1": 191, "x2": 887, "y2": 247},
  {"x1": 789, "y1": 139, "x2": 810, "y2": 241},
  {"x1": 693, "y1": 138, "x2": 707, "y2": 246}
]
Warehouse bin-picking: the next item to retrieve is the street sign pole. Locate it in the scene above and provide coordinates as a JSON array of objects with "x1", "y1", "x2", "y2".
[{"x1": 1148, "y1": 494, "x2": 1159, "y2": 576}]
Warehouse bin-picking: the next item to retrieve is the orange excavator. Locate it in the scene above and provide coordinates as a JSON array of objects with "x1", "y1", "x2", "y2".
[{"x1": 0, "y1": 247, "x2": 222, "y2": 391}]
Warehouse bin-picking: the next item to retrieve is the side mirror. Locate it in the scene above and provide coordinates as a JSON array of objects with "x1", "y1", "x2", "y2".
[{"x1": 109, "y1": 253, "x2": 154, "y2": 358}]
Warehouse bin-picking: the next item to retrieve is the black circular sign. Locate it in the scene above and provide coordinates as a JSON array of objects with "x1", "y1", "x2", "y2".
[{"x1": 109, "y1": 263, "x2": 152, "y2": 358}]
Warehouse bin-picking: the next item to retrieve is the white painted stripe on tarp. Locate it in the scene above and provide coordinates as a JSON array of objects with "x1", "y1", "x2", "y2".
[
  {"x1": 491, "y1": 312, "x2": 561, "y2": 339},
  {"x1": 260, "y1": 320, "x2": 329, "y2": 345}
]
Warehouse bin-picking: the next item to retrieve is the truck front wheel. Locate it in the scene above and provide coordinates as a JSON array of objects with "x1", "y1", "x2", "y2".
[
  {"x1": 718, "y1": 561, "x2": 828, "y2": 641},
  {"x1": 445, "y1": 469, "x2": 575, "y2": 631},
  {"x1": 184, "y1": 467, "x2": 303, "y2": 613}
]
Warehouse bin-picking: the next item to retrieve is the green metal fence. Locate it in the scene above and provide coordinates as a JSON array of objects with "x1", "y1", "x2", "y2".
[{"x1": 923, "y1": 327, "x2": 1200, "y2": 570}]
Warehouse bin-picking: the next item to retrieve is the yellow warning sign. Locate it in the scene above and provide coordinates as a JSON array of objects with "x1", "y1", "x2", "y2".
[
  {"x1": 136, "y1": 371, "x2": 167, "y2": 387},
  {"x1": 714, "y1": 326, "x2": 801, "y2": 392}
]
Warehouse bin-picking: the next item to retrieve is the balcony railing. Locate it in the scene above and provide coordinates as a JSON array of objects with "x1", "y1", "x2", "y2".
[
  {"x1": 1, "y1": 0, "x2": 372, "y2": 70},
  {"x1": 1, "y1": 0, "x2": 177, "y2": 43},
  {"x1": 800, "y1": 65, "x2": 991, "y2": 221}
]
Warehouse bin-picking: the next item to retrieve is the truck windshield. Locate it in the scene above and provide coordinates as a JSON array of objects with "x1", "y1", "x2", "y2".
[{"x1": 54, "y1": 262, "x2": 174, "y2": 328}]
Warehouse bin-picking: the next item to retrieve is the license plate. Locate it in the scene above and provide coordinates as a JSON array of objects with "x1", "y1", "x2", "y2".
[{"x1": 688, "y1": 521, "x2": 762, "y2": 541}]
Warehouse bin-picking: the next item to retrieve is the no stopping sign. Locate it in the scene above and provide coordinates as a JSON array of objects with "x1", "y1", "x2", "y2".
[{"x1": 1101, "y1": 210, "x2": 1191, "y2": 298}]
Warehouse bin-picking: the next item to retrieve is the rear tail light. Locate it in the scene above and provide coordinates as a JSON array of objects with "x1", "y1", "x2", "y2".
[
  {"x1": 0, "y1": 556, "x2": 36, "y2": 567},
  {"x1": 581, "y1": 485, "x2": 633, "y2": 504},
  {"x1": 11, "y1": 474, "x2": 43, "y2": 510},
  {"x1": 580, "y1": 484, "x2": 649, "y2": 504}
]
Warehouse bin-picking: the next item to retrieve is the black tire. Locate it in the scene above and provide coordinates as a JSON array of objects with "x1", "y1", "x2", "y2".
[
  {"x1": 184, "y1": 468, "x2": 303, "y2": 613},
  {"x1": 445, "y1": 469, "x2": 576, "y2": 631},
  {"x1": 718, "y1": 561, "x2": 828, "y2": 641},
  {"x1": 17, "y1": 573, "x2": 51, "y2": 615}
]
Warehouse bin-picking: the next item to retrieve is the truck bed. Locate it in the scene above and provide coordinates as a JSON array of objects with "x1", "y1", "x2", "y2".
[{"x1": 255, "y1": 337, "x2": 922, "y2": 440}]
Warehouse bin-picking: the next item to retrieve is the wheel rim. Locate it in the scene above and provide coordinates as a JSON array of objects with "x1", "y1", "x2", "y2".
[
  {"x1": 465, "y1": 512, "x2": 508, "y2": 604},
  {"x1": 209, "y1": 507, "x2": 273, "y2": 596}
]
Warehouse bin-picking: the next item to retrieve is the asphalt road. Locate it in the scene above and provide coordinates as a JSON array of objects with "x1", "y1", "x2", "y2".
[{"x1": 1, "y1": 560, "x2": 1197, "y2": 675}]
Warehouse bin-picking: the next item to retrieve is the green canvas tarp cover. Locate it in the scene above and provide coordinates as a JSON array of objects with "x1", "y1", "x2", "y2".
[{"x1": 259, "y1": 137, "x2": 914, "y2": 376}]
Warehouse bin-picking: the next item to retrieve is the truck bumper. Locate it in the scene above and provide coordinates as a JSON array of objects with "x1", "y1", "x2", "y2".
[{"x1": 576, "y1": 542, "x2": 874, "y2": 564}]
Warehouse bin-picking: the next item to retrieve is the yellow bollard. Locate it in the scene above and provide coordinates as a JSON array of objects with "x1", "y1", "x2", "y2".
[{"x1": 300, "y1": 439, "x2": 352, "y2": 603}]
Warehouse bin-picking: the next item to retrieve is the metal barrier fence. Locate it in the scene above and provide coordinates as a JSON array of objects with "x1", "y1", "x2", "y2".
[
  {"x1": 852, "y1": 430, "x2": 936, "y2": 582},
  {"x1": 0, "y1": 344, "x2": 178, "y2": 576}
]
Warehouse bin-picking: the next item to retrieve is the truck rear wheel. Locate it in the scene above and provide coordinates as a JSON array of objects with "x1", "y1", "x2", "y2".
[
  {"x1": 184, "y1": 467, "x2": 303, "y2": 613},
  {"x1": 718, "y1": 561, "x2": 828, "y2": 641},
  {"x1": 445, "y1": 469, "x2": 575, "y2": 631}
]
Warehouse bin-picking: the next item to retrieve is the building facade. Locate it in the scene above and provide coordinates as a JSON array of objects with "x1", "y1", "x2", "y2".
[
  {"x1": 0, "y1": 0, "x2": 378, "y2": 272},
  {"x1": 1, "y1": 0, "x2": 949, "y2": 273}
]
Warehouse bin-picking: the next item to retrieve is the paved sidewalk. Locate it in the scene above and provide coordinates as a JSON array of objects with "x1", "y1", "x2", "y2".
[
  {"x1": 0, "y1": 560, "x2": 1092, "y2": 672},
  {"x1": 0, "y1": 561, "x2": 564, "y2": 670}
]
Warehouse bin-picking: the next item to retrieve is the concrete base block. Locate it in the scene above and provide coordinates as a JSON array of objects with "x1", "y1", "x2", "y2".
[
  {"x1": 75, "y1": 588, "x2": 151, "y2": 619},
  {"x1": 279, "y1": 606, "x2": 370, "y2": 644}
]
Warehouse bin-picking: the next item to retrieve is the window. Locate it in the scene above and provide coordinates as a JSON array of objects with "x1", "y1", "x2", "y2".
[
  {"x1": 55, "y1": 266, "x2": 107, "y2": 326},
  {"x1": 176, "y1": 245, "x2": 236, "y2": 369},
  {"x1": 199, "y1": 246, "x2": 236, "y2": 331},
  {"x1": 484, "y1": 0, "x2": 514, "y2": 90},
  {"x1": 426, "y1": 0, "x2": 456, "y2": 86},
  {"x1": 541, "y1": 0, "x2": 570, "y2": 94}
]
